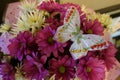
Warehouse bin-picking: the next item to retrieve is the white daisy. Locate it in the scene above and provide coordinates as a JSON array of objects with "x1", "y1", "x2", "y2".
[
  {"x1": 19, "y1": 0, "x2": 39, "y2": 12},
  {"x1": 12, "y1": 10, "x2": 45, "y2": 34},
  {"x1": 0, "y1": 24, "x2": 11, "y2": 33}
]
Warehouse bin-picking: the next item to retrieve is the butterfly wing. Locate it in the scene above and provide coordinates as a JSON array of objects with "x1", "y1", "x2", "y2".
[
  {"x1": 81, "y1": 34, "x2": 108, "y2": 50},
  {"x1": 64, "y1": 6, "x2": 80, "y2": 25},
  {"x1": 69, "y1": 34, "x2": 108, "y2": 60},
  {"x1": 53, "y1": 6, "x2": 80, "y2": 43},
  {"x1": 69, "y1": 40, "x2": 88, "y2": 60}
]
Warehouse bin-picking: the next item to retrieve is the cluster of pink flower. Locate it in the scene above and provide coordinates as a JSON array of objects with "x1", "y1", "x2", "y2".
[{"x1": 0, "y1": 0, "x2": 117, "y2": 80}]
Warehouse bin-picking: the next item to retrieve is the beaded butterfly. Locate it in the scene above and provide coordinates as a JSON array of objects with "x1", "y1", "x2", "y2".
[{"x1": 54, "y1": 6, "x2": 108, "y2": 60}]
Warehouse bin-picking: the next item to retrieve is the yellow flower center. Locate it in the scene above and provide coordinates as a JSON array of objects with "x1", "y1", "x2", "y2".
[
  {"x1": 59, "y1": 66, "x2": 66, "y2": 74},
  {"x1": 86, "y1": 67, "x2": 92, "y2": 72},
  {"x1": 48, "y1": 37, "x2": 54, "y2": 44},
  {"x1": 20, "y1": 43, "x2": 24, "y2": 47},
  {"x1": 87, "y1": 29, "x2": 93, "y2": 34}
]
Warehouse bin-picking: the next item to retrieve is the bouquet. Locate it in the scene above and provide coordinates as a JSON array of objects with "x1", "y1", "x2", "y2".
[{"x1": 0, "y1": 0, "x2": 117, "y2": 80}]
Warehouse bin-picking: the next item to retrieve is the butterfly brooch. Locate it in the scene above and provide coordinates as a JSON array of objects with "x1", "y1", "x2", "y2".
[{"x1": 54, "y1": 6, "x2": 108, "y2": 60}]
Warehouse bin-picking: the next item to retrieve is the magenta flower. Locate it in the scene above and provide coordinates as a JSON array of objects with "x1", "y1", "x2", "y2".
[
  {"x1": 82, "y1": 19, "x2": 104, "y2": 35},
  {"x1": 37, "y1": 0, "x2": 62, "y2": 12},
  {"x1": 0, "y1": 32, "x2": 13, "y2": 54},
  {"x1": 0, "y1": 63, "x2": 15, "y2": 80},
  {"x1": 49, "y1": 55, "x2": 76, "y2": 80},
  {"x1": 8, "y1": 31, "x2": 37, "y2": 61},
  {"x1": 100, "y1": 42, "x2": 117, "y2": 70},
  {"x1": 77, "y1": 57, "x2": 105, "y2": 80},
  {"x1": 23, "y1": 53, "x2": 48, "y2": 80},
  {"x1": 45, "y1": 18, "x2": 63, "y2": 30},
  {"x1": 36, "y1": 26, "x2": 66, "y2": 57}
]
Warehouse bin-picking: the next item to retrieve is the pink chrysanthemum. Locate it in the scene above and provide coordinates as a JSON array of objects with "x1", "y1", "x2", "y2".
[
  {"x1": 100, "y1": 42, "x2": 117, "y2": 70},
  {"x1": 0, "y1": 32, "x2": 13, "y2": 54},
  {"x1": 8, "y1": 31, "x2": 37, "y2": 61},
  {"x1": 23, "y1": 53, "x2": 48, "y2": 80},
  {"x1": 49, "y1": 55, "x2": 76, "y2": 80},
  {"x1": 36, "y1": 26, "x2": 66, "y2": 57},
  {"x1": 45, "y1": 17, "x2": 63, "y2": 30},
  {"x1": 0, "y1": 63, "x2": 15, "y2": 80},
  {"x1": 77, "y1": 57, "x2": 105, "y2": 80},
  {"x1": 37, "y1": 0, "x2": 62, "y2": 12},
  {"x1": 82, "y1": 19, "x2": 104, "y2": 35}
]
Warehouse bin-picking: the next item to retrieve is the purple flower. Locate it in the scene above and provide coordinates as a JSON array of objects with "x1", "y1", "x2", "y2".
[
  {"x1": 23, "y1": 53, "x2": 48, "y2": 80},
  {"x1": 45, "y1": 18, "x2": 63, "y2": 30},
  {"x1": 38, "y1": 0, "x2": 62, "y2": 12},
  {"x1": 82, "y1": 19, "x2": 104, "y2": 35},
  {"x1": 0, "y1": 32, "x2": 13, "y2": 54},
  {"x1": 77, "y1": 57, "x2": 105, "y2": 80},
  {"x1": 36, "y1": 26, "x2": 66, "y2": 57},
  {"x1": 8, "y1": 31, "x2": 37, "y2": 61},
  {"x1": 0, "y1": 63, "x2": 15, "y2": 80},
  {"x1": 100, "y1": 42, "x2": 117, "y2": 70},
  {"x1": 49, "y1": 55, "x2": 76, "y2": 80}
]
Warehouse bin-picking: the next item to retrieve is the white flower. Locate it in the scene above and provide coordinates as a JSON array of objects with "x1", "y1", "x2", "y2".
[
  {"x1": 12, "y1": 10, "x2": 45, "y2": 34},
  {"x1": 0, "y1": 24, "x2": 11, "y2": 33},
  {"x1": 15, "y1": 63, "x2": 28, "y2": 80},
  {"x1": 19, "y1": 0, "x2": 39, "y2": 12}
]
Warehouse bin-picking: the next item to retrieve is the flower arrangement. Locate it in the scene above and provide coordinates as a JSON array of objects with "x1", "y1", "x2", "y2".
[{"x1": 0, "y1": 0, "x2": 117, "y2": 80}]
